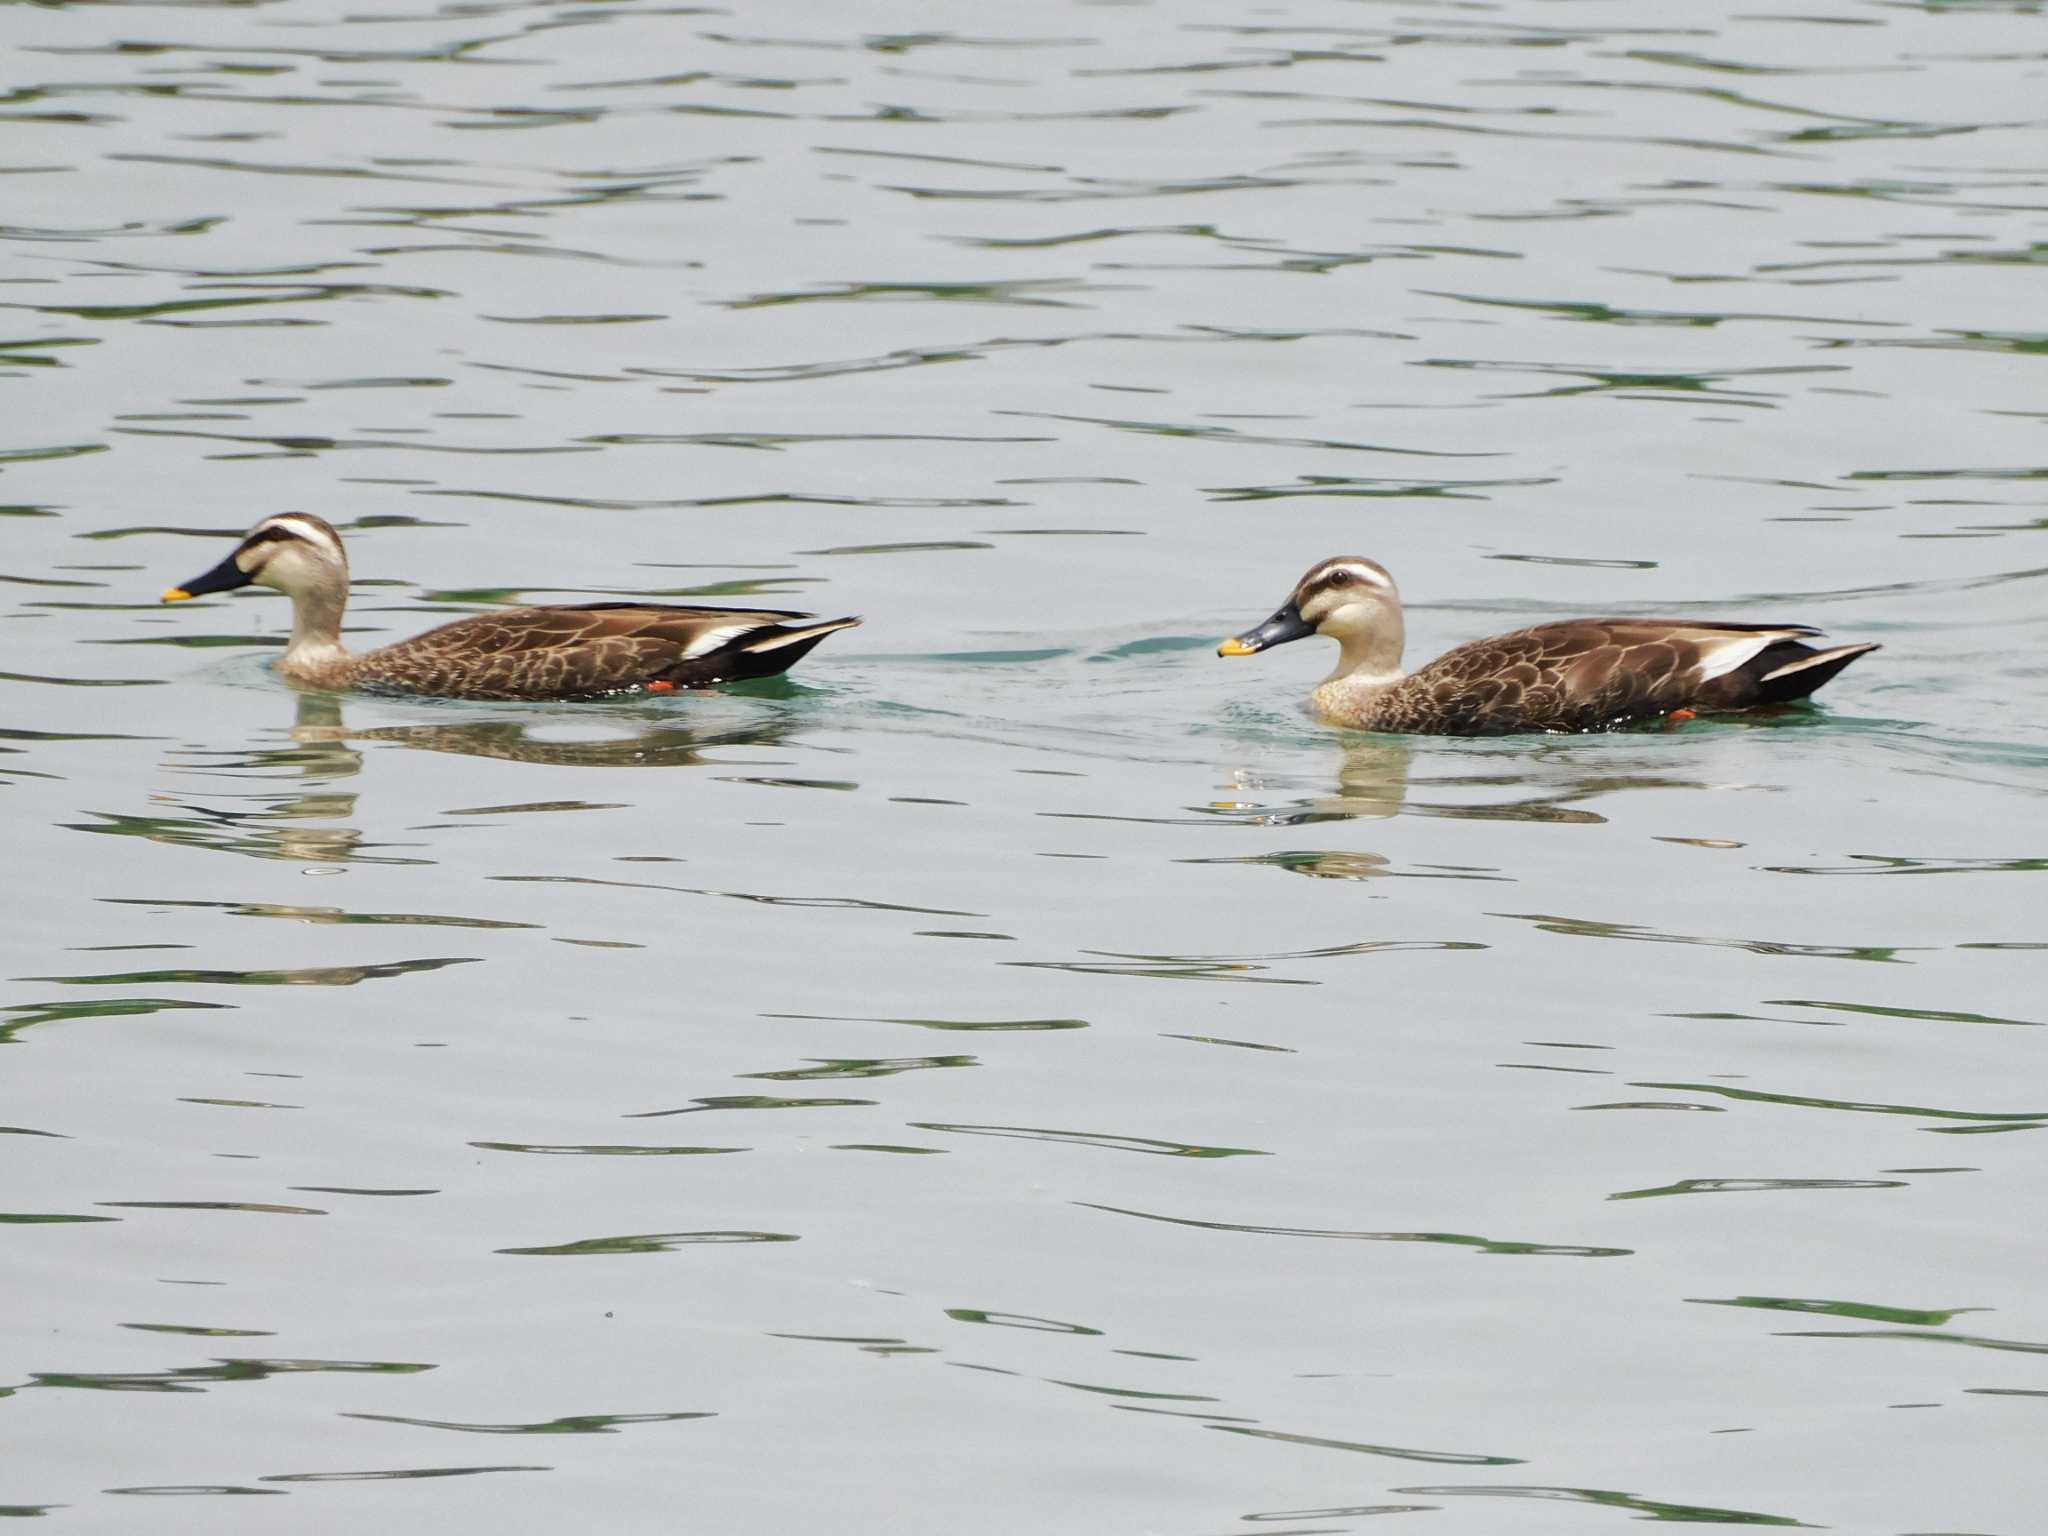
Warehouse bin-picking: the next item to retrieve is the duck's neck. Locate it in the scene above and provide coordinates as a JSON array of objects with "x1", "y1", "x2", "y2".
[
  {"x1": 279, "y1": 583, "x2": 355, "y2": 687},
  {"x1": 1323, "y1": 614, "x2": 1405, "y2": 686},
  {"x1": 1312, "y1": 620, "x2": 1407, "y2": 721}
]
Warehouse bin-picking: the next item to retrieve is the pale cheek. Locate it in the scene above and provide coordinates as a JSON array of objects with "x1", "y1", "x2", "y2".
[{"x1": 1317, "y1": 601, "x2": 1370, "y2": 634}]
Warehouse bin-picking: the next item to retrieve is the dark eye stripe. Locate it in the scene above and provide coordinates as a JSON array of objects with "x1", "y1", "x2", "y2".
[{"x1": 1310, "y1": 561, "x2": 1387, "y2": 593}]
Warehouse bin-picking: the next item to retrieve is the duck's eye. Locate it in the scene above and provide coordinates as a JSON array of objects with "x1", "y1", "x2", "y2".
[{"x1": 1326, "y1": 569, "x2": 1352, "y2": 586}]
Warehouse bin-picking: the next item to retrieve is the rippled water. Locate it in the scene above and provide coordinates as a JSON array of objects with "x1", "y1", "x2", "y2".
[{"x1": 6, "y1": 1, "x2": 2047, "y2": 1529}]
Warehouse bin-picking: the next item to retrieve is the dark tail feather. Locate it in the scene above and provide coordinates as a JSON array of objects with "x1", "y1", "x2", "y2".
[
  {"x1": 1752, "y1": 641, "x2": 1879, "y2": 704},
  {"x1": 731, "y1": 616, "x2": 860, "y2": 679},
  {"x1": 740, "y1": 615, "x2": 862, "y2": 655},
  {"x1": 670, "y1": 616, "x2": 861, "y2": 685}
]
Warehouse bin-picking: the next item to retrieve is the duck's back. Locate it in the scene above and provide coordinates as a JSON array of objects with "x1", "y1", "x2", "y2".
[
  {"x1": 1355, "y1": 619, "x2": 1849, "y2": 735},
  {"x1": 342, "y1": 603, "x2": 855, "y2": 700}
]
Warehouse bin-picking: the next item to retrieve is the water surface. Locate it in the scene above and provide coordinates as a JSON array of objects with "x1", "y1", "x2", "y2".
[{"x1": 5, "y1": 1, "x2": 2046, "y2": 1531}]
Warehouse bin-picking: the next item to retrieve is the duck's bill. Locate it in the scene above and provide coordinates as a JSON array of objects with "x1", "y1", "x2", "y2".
[
  {"x1": 1218, "y1": 602, "x2": 1313, "y2": 657},
  {"x1": 161, "y1": 553, "x2": 251, "y2": 603}
]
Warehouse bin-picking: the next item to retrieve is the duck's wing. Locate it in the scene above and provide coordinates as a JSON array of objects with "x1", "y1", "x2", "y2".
[
  {"x1": 355, "y1": 603, "x2": 861, "y2": 699},
  {"x1": 1410, "y1": 619, "x2": 1870, "y2": 731}
]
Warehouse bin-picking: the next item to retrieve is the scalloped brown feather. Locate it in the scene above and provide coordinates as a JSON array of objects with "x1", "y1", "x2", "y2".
[
  {"x1": 1350, "y1": 619, "x2": 1877, "y2": 735},
  {"x1": 312, "y1": 603, "x2": 860, "y2": 700}
]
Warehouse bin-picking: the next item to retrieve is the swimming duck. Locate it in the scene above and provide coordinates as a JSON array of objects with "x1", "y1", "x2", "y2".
[
  {"x1": 161, "y1": 513, "x2": 860, "y2": 700},
  {"x1": 1219, "y1": 556, "x2": 1876, "y2": 735}
]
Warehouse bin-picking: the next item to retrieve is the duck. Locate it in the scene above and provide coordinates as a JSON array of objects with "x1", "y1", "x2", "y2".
[
  {"x1": 1219, "y1": 556, "x2": 1877, "y2": 736},
  {"x1": 160, "y1": 513, "x2": 860, "y2": 700}
]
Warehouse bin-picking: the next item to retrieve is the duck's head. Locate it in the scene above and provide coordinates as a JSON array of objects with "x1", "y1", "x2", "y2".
[
  {"x1": 1218, "y1": 556, "x2": 1402, "y2": 658},
  {"x1": 161, "y1": 513, "x2": 349, "y2": 605}
]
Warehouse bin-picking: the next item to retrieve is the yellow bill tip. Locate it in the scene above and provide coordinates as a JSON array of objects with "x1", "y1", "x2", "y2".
[
  {"x1": 1217, "y1": 637, "x2": 1257, "y2": 657},
  {"x1": 160, "y1": 587, "x2": 194, "y2": 603}
]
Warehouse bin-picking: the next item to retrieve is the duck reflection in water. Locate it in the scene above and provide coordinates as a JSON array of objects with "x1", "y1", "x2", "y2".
[
  {"x1": 1202, "y1": 738, "x2": 1412, "y2": 879},
  {"x1": 85, "y1": 699, "x2": 377, "y2": 866},
  {"x1": 1209, "y1": 735, "x2": 1727, "y2": 880},
  {"x1": 1218, "y1": 735, "x2": 1413, "y2": 825},
  {"x1": 285, "y1": 691, "x2": 803, "y2": 770},
  {"x1": 90, "y1": 694, "x2": 809, "y2": 868}
]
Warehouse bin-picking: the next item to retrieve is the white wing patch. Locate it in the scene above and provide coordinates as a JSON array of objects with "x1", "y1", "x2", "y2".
[
  {"x1": 1691, "y1": 632, "x2": 1784, "y2": 683},
  {"x1": 681, "y1": 623, "x2": 754, "y2": 658}
]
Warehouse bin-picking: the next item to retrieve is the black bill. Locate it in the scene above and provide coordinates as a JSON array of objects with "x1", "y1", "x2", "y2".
[
  {"x1": 161, "y1": 551, "x2": 252, "y2": 603},
  {"x1": 1217, "y1": 601, "x2": 1314, "y2": 657}
]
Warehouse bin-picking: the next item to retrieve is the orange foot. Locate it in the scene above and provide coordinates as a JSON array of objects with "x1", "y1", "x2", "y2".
[
  {"x1": 645, "y1": 680, "x2": 677, "y2": 694},
  {"x1": 1664, "y1": 707, "x2": 1697, "y2": 729}
]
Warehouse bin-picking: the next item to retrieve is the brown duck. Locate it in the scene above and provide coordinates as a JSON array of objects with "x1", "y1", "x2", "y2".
[
  {"x1": 1219, "y1": 556, "x2": 1876, "y2": 735},
  {"x1": 161, "y1": 513, "x2": 859, "y2": 700}
]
